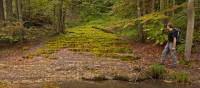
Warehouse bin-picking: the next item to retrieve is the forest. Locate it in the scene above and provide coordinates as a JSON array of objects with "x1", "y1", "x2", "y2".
[{"x1": 0, "y1": 0, "x2": 200, "y2": 88}]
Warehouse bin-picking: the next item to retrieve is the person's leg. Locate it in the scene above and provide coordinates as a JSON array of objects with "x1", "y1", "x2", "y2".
[
  {"x1": 160, "y1": 43, "x2": 170, "y2": 64},
  {"x1": 168, "y1": 43, "x2": 177, "y2": 67}
]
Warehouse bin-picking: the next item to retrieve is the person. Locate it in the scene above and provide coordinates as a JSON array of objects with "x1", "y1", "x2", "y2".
[{"x1": 160, "y1": 23, "x2": 178, "y2": 68}]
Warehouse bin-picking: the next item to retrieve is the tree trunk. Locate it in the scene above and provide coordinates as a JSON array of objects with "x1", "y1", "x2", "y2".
[
  {"x1": 0, "y1": 0, "x2": 5, "y2": 21},
  {"x1": 16, "y1": 0, "x2": 22, "y2": 22},
  {"x1": 185, "y1": 0, "x2": 195, "y2": 61},
  {"x1": 5, "y1": 0, "x2": 13, "y2": 21},
  {"x1": 16, "y1": 0, "x2": 24, "y2": 42},
  {"x1": 27, "y1": 0, "x2": 31, "y2": 19},
  {"x1": 166, "y1": 0, "x2": 169, "y2": 8},
  {"x1": 166, "y1": 0, "x2": 170, "y2": 15},
  {"x1": 57, "y1": 0, "x2": 65, "y2": 34},
  {"x1": 137, "y1": 0, "x2": 141, "y2": 21},
  {"x1": 160, "y1": 0, "x2": 164, "y2": 10},
  {"x1": 53, "y1": 3, "x2": 57, "y2": 33},
  {"x1": 16, "y1": 0, "x2": 22, "y2": 21},
  {"x1": 137, "y1": 0, "x2": 144, "y2": 42},
  {"x1": 142, "y1": 0, "x2": 146, "y2": 15},
  {"x1": 172, "y1": 0, "x2": 176, "y2": 16},
  {"x1": 150, "y1": 0, "x2": 155, "y2": 12}
]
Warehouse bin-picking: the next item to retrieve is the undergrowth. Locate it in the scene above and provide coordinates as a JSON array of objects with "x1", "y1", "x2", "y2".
[
  {"x1": 150, "y1": 64, "x2": 166, "y2": 79},
  {"x1": 170, "y1": 71, "x2": 189, "y2": 83}
]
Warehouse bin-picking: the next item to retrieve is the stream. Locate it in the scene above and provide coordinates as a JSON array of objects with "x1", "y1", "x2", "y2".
[{"x1": 17, "y1": 80, "x2": 200, "y2": 88}]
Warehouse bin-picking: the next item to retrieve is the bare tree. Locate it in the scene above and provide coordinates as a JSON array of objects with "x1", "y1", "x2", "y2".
[
  {"x1": 5, "y1": 0, "x2": 13, "y2": 20},
  {"x1": 16, "y1": 0, "x2": 22, "y2": 21},
  {"x1": 160, "y1": 0, "x2": 164, "y2": 10},
  {"x1": 57, "y1": 0, "x2": 65, "y2": 34},
  {"x1": 16, "y1": 0, "x2": 24, "y2": 42},
  {"x1": 185, "y1": 0, "x2": 195, "y2": 61},
  {"x1": 137, "y1": 0, "x2": 145, "y2": 42},
  {"x1": 0, "y1": 0, "x2": 5, "y2": 21},
  {"x1": 142, "y1": 0, "x2": 146, "y2": 15},
  {"x1": 172, "y1": 0, "x2": 176, "y2": 16},
  {"x1": 150, "y1": 0, "x2": 155, "y2": 12}
]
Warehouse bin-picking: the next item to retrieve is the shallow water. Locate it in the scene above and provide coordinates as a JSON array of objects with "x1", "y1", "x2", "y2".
[{"x1": 19, "y1": 80, "x2": 200, "y2": 88}]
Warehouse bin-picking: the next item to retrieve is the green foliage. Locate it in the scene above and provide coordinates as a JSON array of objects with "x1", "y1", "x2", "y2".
[
  {"x1": 179, "y1": 59, "x2": 192, "y2": 67},
  {"x1": 194, "y1": 28, "x2": 200, "y2": 42},
  {"x1": 150, "y1": 64, "x2": 166, "y2": 79},
  {"x1": 177, "y1": 44, "x2": 185, "y2": 53},
  {"x1": 78, "y1": 0, "x2": 116, "y2": 22},
  {"x1": 144, "y1": 20, "x2": 168, "y2": 45},
  {"x1": 0, "y1": 23, "x2": 22, "y2": 43},
  {"x1": 171, "y1": 11, "x2": 187, "y2": 31},
  {"x1": 112, "y1": 0, "x2": 136, "y2": 18},
  {"x1": 0, "y1": 22, "x2": 53, "y2": 43},
  {"x1": 170, "y1": 72, "x2": 189, "y2": 83},
  {"x1": 119, "y1": 25, "x2": 138, "y2": 39}
]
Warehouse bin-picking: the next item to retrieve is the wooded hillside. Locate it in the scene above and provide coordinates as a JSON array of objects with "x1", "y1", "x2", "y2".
[{"x1": 0, "y1": 0, "x2": 200, "y2": 87}]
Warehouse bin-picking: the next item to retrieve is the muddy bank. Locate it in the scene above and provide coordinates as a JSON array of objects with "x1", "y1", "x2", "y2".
[{"x1": 3, "y1": 80, "x2": 200, "y2": 88}]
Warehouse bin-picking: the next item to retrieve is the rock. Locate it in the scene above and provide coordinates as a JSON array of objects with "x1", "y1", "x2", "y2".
[
  {"x1": 21, "y1": 80, "x2": 34, "y2": 84},
  {"x1": 113, "y1": 75, "x2": 130, "y2": 81},
  {"x1": 163, "y1": 80, "x2": 173, "y2": 84}
]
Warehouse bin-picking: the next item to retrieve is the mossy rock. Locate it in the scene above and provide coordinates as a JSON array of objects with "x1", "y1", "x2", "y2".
[
  {"x1": 113, "y1": 75, "x2": 130, "y2": 81},
  {"x1": 82, "y1": 75, "x2": 109, "y2": 81}
]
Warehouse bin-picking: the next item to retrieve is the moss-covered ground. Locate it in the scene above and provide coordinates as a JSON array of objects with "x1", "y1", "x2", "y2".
[{"x1": 35, "y1": 25, "x2": 136, "y2": 61}]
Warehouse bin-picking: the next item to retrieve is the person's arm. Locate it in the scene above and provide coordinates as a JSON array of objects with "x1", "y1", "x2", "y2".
[{"x1": 172, "y1": 37, "x2": 176, "y2": 50}]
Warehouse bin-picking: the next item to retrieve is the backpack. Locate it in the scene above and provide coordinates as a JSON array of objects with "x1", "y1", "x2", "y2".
[{"x1": 174, "y1": 28, "x2": 181, "y2": 45}]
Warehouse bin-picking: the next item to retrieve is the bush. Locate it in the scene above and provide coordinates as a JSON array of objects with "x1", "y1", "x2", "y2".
[
  {"x1": 0, "y1": 22, "x2": 22, "y2": 43},
  {"x1": 150, "y1": 64, "x2": 166, "y2": 79},
  {"x1": 179, "y1": 59, "x2": 192, "y2": 67},
  {"x1": 194, "y1": 28, "x2": 200, "y2": 43},
  {"x1": 170, "y1": 72, "x2": 189, "y2": 83},
  {"x1": 0, "y1": 22, "x2": 53, "y2": 44},
  {"x1": 119, "y1": 25, "x2": 138, "y2": 40},
  {"x1": 177, "y1": 44, "x2": 185, "y2": 53}
]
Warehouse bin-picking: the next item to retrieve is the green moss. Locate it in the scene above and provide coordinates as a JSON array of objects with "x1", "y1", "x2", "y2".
[
  {"x1": 0, "y1": 82, "x2": 9, "y2": 88},
  {"x1": 35, "y1": 25, "x2": 134, "y2": 60}
]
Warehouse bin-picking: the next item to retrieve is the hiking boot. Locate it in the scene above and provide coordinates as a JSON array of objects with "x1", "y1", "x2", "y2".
[
  {"x1": 170, "y1": 65, "x2": 176, "y2": 69},
  {"x1": 160, "y1": 63, "x2": 165, "y2": 65}
]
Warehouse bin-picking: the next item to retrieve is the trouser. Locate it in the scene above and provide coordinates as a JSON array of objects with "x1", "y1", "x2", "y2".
[{"x1": 160, "y1": 42, "x2": 177, "y2": 66}]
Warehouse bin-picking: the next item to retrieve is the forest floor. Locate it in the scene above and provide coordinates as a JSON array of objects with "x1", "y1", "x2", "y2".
[{"x1": 0, "y1": 25, "x2": 200, "y2": 87}]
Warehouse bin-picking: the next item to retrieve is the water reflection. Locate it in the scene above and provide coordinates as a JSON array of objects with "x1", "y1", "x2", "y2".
[{"x1": 21, "y1": 80, "x2": 200, "y2": 88}]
